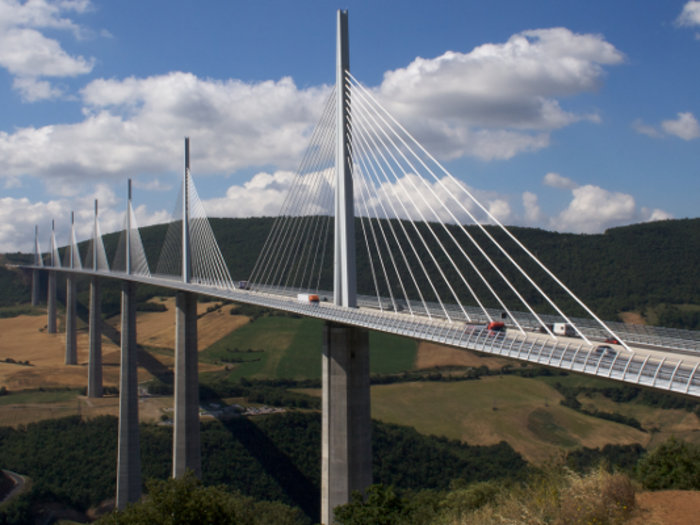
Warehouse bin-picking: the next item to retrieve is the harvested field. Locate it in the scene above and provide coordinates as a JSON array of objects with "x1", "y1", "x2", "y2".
[
  {"x1": 369, "y1": 376, "x2": 647, "y2": 463},
  {"x1": 0, "y1": 307, "x2": 228, "y2": 392},
  {"x1": 414, "y1": 342, "x2": 515, "y2": 371},
  {"x1": 106, "y1": 297, "x2": 248, "y2": 351},
  {"x1": 620, "y1": 312, "x2": 646, "y2": 325},
  {"x1": 630, "y1": 491, "x2": 700, "y2": 525},
  {"x1": 0, "y1": 395, "x2": 174, "y2": 428}
]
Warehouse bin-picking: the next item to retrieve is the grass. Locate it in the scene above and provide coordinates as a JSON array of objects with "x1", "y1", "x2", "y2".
[
  {"x1": 0, "y1": 305, "x2": 43, "y2": 319},
  {"x1": 367, "y1": 376, "x2": 646, "y2": 463},
  {"x1": 368, "y1": 331, "x2": 416, "y2": 374},
  {"x1": 199, "y1": 315, "x2": 417, "y2": 381},
  {"x1": 0, "y1": 389, "x2": 80, "y2": 406}
]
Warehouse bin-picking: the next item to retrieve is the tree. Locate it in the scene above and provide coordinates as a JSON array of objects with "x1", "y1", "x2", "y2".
[
  {"x1": 333, "y1": 484, "x2": 406, "y2": 525},
  {"x1": 97, "y1": 471, "x2": 307, "y2": 525},
  {"x1": 637, "y1": 436, "x2": 700, "y2": 490}
]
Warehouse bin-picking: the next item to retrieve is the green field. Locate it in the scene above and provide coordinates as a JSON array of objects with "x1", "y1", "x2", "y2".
[
  {"x1": 0, "y1": 389, "x2": 80, "y2": 406},
  {"x1": 200, "y1": 316, "x2": 417, "y2": 381},
  {"x1": 300, "y1": 375, "x2": 650, "y2": 463}
]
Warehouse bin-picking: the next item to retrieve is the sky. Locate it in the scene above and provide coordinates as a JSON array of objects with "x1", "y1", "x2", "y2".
[{"x1": 0, "y1": 0, "x2": 699, "y2": 252}]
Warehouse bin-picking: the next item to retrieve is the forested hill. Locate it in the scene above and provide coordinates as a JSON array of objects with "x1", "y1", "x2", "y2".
[{"x1": 4, "y1": 217, "x2": 700, "y2": 326}]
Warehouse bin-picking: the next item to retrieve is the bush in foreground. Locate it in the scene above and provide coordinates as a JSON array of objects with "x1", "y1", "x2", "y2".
[
  {"x1": 334, "y1": 462, "x2": 635, "y2": 525},
  {"x1": 637, "y1": 436, "x2": 700, "y2": 490},
  {"x1": 97, "y1": 471, "x2": 308, "y2": 525}
]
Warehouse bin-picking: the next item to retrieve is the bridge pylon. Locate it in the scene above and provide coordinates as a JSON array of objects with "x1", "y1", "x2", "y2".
[
  {"x1": 88, "y1": 200, "x2": 103, "y2": 398},
  {"x1": 322, "y1": 10, "x2": 372, "y2": 525},
  {"x1": 173, "y1": 137, "x2": 201, "y2": 479},
  {"x1": 65, "y1": 211, "x2": 78, "y2": 366},
  {"x1": 47, "y1": 220, "x2": 57, "y2": 334},
  {"x1": 31, "y1": 226, "x2": 41, "y2": 306}
]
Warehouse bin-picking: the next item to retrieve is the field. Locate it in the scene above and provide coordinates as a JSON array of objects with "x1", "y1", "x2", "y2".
[
  {"x1": 200, "y1": 316, "x2": 417, "y2": 381},
  {"x1": 106, "y1": 297, "x2": 249, "y2": 351},
  {"x1": 0, "y1": 392, "x2": 173, "y2": 427},
  {"x1": 414, "y1": 341, "x2": 515, "y2": 371},
  {"x1": 298, "y1": 375, "x2": 649, "y2": 463},
  {"x1": 2, "y1": 296, "x2": 699, "y2": 465}
]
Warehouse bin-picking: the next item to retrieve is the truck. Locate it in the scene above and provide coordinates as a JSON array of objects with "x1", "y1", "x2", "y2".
[
  {"x1": 553, "y1": 323, "x2": 577, "y2": 337},
  {"x1": 297, "y1": 293, "x2": 320, "y2": 304},
  {"x1": 464, "y1": 321, "x2": 506, "y2": 336}
]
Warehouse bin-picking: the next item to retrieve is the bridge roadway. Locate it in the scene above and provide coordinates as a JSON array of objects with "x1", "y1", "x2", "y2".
[{"x1": 28, "y1": 265, "x2": 700, "y2": 399}]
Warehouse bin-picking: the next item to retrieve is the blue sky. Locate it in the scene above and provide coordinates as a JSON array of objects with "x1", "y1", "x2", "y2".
[{"x1": 0, "y1": 0, "x2": 699, "y2": 251}]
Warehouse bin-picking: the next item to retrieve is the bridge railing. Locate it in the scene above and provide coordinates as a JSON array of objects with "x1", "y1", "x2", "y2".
[{"x1": 20, "y1": 264, "x2": 700, "y2": 398}]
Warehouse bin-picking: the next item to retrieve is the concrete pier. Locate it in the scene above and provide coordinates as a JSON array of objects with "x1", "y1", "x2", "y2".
[
  {"x1": 173, "y1": 291, "x2": 201, "y2": 479},
  {"x1": 47, "y1": 271, "x2": 57, "y2": 334},
  {"x1": 88, "y1": 275, "x2": 103, "y2": 398},
  {"x1": 31, "y1": 270, "x2": 40, "y2": 306},
  {"x1": 116, "y1": 280, "x2": 141, "y2": 509},
  {"x1": 65, "y1": 273, "x2": 77, "y2": 365},
  {"x1": 321, "y1": 321, "x2": 371, "y2": 525}
]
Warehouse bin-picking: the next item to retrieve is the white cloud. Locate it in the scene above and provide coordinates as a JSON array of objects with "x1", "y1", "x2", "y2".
[
  {"x1": 0, "y1": 73, "x2": 331, "y2": 187},
  {"x1": 132, "y1": 179, "x2": 173, "y2": 192},
  {"x1": 0, "y1": 0, "x2": 94, "y2": 101},
  {"x1": 678, "y1": 1, "x2": 700, "y2": 26},
  {"x1": 631, "y1": 119, "x2": 663, "y2": 138},
  {"x1": 0, "y1": 184, "x2": 169, "y2": 253},
  {"x1": 545, "y1": 184, "x2": 671, "y2": 234},
  {"x1": 202, "y1": 171, "x2": 297, "y2": 218},
  {"x1": 0, "y1": 25, "x2": 625, "y2": 189},
  {"x1": 371, "y1": 27, "x2": 624, "y2": 160},
  {"x1": 522, "y1": 191, "x2": 546, "y2": 224},
  {"x1": 543, "y1": 172, "x2": 578, "y2": 190},
  {"x1": 12, "y1": 76, "x2": 62, "y2": 101},
  {"x1": 661, "y1": 112, "x2": 700, "y2": 140}
]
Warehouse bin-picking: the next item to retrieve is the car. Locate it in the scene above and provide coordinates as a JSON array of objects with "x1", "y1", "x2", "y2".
[
  {"x1": 604, "y1": 337, "x2": 621, "y2": 345},
  {"x1": 594, "y1": 345, "x2": 617, "y2": 357}
]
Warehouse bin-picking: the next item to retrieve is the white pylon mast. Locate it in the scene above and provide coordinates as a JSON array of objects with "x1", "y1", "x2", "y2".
[
  {"x1": 183, "y1": 137, "x2": 191, "y2": 284},
  {"x1": 126, "y1": 180, "x2": 132, "y2": 275},
  {"x1": 93, "y1": 200, "x2": 98, "y2": 271},
  {"x1": 334, "y1": 9, "x2": 357, "y2": 308}
]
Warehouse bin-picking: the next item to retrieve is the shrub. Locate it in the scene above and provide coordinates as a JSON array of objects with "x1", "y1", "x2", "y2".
[{"x1": 637, "y1": 436, "x2": 700, "y2": 490}]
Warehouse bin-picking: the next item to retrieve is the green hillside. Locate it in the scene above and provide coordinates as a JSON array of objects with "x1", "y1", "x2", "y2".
[{"x1": 7, "y1": 217, "x2": 700, "y2": 326}]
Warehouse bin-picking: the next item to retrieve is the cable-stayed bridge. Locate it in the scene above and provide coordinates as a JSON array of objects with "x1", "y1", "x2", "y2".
[{"x1": 15, "y1": 10, "x2": 700, "y2": 524}]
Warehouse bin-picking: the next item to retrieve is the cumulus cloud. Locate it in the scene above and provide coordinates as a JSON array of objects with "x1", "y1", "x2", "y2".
[
  {"x1": 538, "y1": 176, "x2": 672, "y2": 234},
  {"x1": 372, "y1": 27, "x2": 624, "y2": 159},
  {"x1": 0, "y1": 73, "x2": 331, "y2": 187},
  {"x1": 661, "y1": 112, "x2": 700, "y2": 140},
  {"x1": 631, "y1": 119, "x2": 663, "y2": 138},
  {"x1": 633, "y1": 113, "x2": 700, "y2": 141},
  {"x1": 677, "y1": 1, "x2": 700, "y2": 26},
  {"x1": 0, "y1": 0, "x2": 95, "y2": 101},
  {"x1": 543, "y1": 172, "x2": 578, "y2": 190},
  {"x1": 522, "y1": 191, "x2": 546, "y2": 224},
  {"x1": 0, "y1": 184, "x2": 169, "y2": 253},
  {"x1": 0, "y1": 25, "x2": 626, "y2": 189}
]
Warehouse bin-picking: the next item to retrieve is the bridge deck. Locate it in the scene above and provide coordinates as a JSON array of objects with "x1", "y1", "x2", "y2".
[{"x1": 23, "y1": 265, "x2": 700, "y2": 399}]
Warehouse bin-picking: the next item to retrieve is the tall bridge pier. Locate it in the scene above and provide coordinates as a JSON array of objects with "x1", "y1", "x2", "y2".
[
  {"x1": 322, "y1": 322, "x2": 371, "y2": 524},
  {"x1": 116, "y1": 181, "x2": 142, "y2": 509},
  {"x1": 116, "y1": 279, "x2": 141, "y2": 509},
  {"x1": 172, "y1": 138, "x2": 201, "y2": 479}
]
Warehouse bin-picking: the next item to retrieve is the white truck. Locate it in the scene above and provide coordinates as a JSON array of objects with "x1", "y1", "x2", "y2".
[
  {"x1": 553, "y1": 323, "x2": 578, "y2": 337},
  {"x1": 297, "y1": 293, "x2": 320, "y2": 304}
]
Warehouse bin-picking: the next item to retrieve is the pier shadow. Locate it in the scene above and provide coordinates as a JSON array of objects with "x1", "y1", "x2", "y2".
[
  {"x1": 218, "y1": 416, "x2": 320, "y2": 522},
  {"x1": 137, "y1": 347, "x2": 174, "y2": 385}
]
